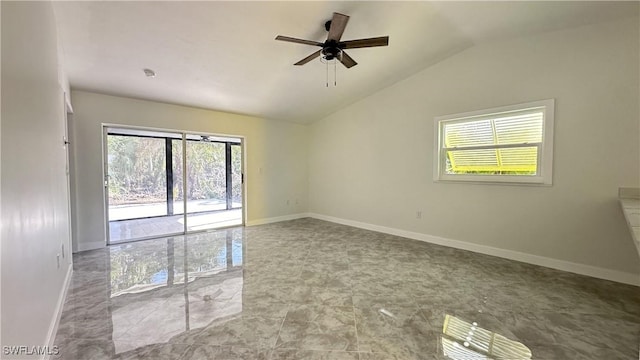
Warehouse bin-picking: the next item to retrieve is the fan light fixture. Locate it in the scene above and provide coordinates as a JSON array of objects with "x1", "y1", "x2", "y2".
[
  {"x1": 320, "y1": 48, "x2": 340, "y2": 87},
  {"x1": 275, "y1": 12, "x2": 389, "y2": 87}
]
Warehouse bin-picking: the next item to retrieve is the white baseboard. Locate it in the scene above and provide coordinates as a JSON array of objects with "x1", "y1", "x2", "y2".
[
  {"x1": 308, "y1": 213, "x2": 640, "y2": 287},
  {"x1": 246, "y1": 213, "x2": 310, "y2": 227},
  {"x1": 76, "y1": 240, "x2": 105, "y2": 252},
  {"x1": 44, "y1": 264, "x2": 72, "y2": 360}
]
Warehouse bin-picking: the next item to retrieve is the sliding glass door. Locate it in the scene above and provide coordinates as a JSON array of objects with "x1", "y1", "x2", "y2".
[
  {"x1": 105, "y1": 127, "x2": 243, "y2": 244},
  {"x1": 107, "y1": 135, "x2": 167, "y2": 220}
]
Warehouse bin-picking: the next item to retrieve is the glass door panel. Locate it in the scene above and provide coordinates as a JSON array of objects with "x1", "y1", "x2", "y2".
[
  {"x1": 106, "y1": 128, "x2": 243, "y2": 244},
  {"x1": 185, "y1": 139, "x2": 227, "y2": 231},
  {"x1": 107, "y1": 130, "x2": 184, "y2": 243},
  {"x1": 231, "y1": 144, "x2": 242, "y2": 209},
  {"x1": 183, "y1": 136, "x2": 243, "y2": 231},
  {"x1": 107, "y1": 135, "x2": 167, "y2": 220},
  {"x1": 171, "y1": 139, "x2": 185, "y2": 215}
]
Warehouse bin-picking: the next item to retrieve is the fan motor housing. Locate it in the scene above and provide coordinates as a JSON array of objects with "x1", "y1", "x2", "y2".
[
  {"x1": 322, "y1": 39, "x2": 342, "y2": 60},
  {"x1": 322, "y1": 46, "x2": 341, "y2": 60}
]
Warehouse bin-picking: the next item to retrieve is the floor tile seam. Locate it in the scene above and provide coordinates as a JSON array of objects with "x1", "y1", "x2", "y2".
[
  {"x1": 303, "y1": 349, "x2": 367, "y2": 353},
  {"x1": 272, "y1": 349, "x2": 369, "y2": 355},
  {"x1": 111, "y1": 297, "x2": 178, "y2": 339},
  {"x1": 52, "y1": 335, "x2": 115, "y2": 342},
  {"x1": 279, "y1": 317, "x2": 357, "y2": 329},
  {"x1": 353, "y1": 304, "x2": 429, "y2": 322},
  {"x1": 479, "y1": 309, "x2": 640, "y2": 329},
  {"x1": 357, "y1": 333, "x2": 442, "y2": 348},
  {"x1": 414, "y1": 300, "x2": 438, "y2": 327},
  {"x1": 273, "y1": 302, "x2": 293, "y2": 351},
  {"x1": 298, "y1": 248, "x2": 314, "y2": 273},
  {"x1": 175, "y1": 344, "x2": 195, "y2": 360},
  {"x1": 67, "y1": 278, "x2": 100, "y2": 290},
  {"x1": 273, "y1": 344, "x2": 358, "y2": 353},
  {"x1": 271, "y1": 345, "x2": 307, "y2": 350},
  {"x1": 293, "y1": 260, "x2": 308, "y2": 280},
  {"x1": 352, "y1": 300, "x2": 361, "y2": 353},
  {"x1": 345, "y1": 246, "x2": 361, "y2": 353},
  {"x1": 531, "y1": 309, "x2": 640, "y2": 319},
  {"x1": 168, "y1": 324, "x2": 210, "y2": 346},
  {"x1": 58, "y1": 307, "x2": 110, "y2": 318},
  {"x1": 599, "y1": 342, "x2": 640, "y2": 355}
]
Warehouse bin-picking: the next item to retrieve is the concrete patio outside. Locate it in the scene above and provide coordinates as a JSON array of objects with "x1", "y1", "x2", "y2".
[{"x1": 108, "y1": 199, "x2": 242, "y2": 243}]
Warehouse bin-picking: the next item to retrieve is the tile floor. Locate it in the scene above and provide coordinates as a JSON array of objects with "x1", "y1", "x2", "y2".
[{"x1": 54, "y1": 218, "x2": 640, "y2": 359}]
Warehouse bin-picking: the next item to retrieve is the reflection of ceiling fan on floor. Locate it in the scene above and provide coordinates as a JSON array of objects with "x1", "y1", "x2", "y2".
[{"x1": 275, "y1": 12, "x2": 389, "y2": 68}]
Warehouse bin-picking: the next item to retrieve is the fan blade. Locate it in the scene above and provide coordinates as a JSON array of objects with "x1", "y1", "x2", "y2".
[
  {"x1": 327, "y1": 12, "x2": 350, "y2": 42},
  {"x1": 341, "y1": 36, "x2": 389, "y2": 49},
  {"x1": 294, "y1": 50, "x2": 322, "y2": 65},
  {"x1": 339, "y1": 51, "x2": 357, "y2": 68},
  {"x1": 275, "y1": 35, "x2": 323, "y2": 47}
]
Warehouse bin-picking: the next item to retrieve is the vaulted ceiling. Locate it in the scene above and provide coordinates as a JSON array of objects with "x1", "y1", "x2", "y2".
[{"x1": 53, "y1": 1, "x2": 638, "y2": 123}]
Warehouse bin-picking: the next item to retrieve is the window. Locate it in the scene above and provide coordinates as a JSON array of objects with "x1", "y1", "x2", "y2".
[{"x1": 434, "y1": 99, "x2": 554, "y2": 184}]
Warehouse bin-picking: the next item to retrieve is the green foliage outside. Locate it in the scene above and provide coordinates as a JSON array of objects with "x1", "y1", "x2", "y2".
[
  {"x1": 108, "y1": 136, "x2": 166, "y2": 205},
  {"x1": 108, "y1": 135, "x2": 242, "y2": 206}
]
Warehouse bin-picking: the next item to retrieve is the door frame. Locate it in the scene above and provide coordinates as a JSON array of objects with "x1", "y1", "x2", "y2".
[
  {"x1": 63, "y1": 92, "x2": 74, "y2": 262},
  {"x1": 101, "y1": 124, "x2": 246, "y2": 245}
]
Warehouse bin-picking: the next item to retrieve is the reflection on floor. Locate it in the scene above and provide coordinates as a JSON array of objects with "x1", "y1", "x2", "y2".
[
  {"x1": 55, "y1": 218, "x2": 640, "y2": 359},
  {"x1": 441, "y1": 314, "x2": 532, "y2": 359},
  {"x1": 109, "y1": 209, "x2": 242, "y2": 243}
]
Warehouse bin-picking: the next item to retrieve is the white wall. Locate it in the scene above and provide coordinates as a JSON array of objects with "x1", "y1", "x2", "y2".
[
  {"x1": 70, "y1": 91, "x2": 308, "y2": 252},
  {"x1": 309, "y1": 17, "x2": 640, "y2": 280},
  {"x1": 1, "y1": 1, "x2": 72, "y2": 356}
]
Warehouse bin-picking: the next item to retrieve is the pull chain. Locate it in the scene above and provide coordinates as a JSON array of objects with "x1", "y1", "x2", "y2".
[
  {"x1": 324, "y1": 57, "x2": 338, "y2": 87},
  {"x1": 326, "y1": 60, "x2": 329, "y2": 87}
]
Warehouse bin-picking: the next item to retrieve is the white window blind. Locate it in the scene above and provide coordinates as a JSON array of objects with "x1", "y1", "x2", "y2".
[{"x1": 434, "y1": 99, "x2": 554, "y2": 184}]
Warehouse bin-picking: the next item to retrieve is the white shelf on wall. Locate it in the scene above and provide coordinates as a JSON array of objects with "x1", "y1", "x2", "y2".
[{"x1": 619, "y1": 187, "x2": 640, "y2": 260}]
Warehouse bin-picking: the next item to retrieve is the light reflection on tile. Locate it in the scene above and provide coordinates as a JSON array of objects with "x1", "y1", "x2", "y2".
[
  {"x1": 55, "y1": 219, "x2": 640, "y2": 359},
  {"x1": 441, "y1": 314, "x2": 532, "y2": 359}
]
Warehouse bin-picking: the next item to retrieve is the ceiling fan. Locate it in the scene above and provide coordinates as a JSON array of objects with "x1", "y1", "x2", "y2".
[{"x1": 275, "y1": 12, "x2": 389, "y2": 68}]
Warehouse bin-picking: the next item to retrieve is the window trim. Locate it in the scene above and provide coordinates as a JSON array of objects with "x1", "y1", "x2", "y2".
[{"x1": 433, "y1": 99, "x2": 555, "y2": 185}]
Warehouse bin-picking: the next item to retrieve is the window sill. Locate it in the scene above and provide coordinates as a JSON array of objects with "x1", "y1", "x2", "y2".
[{"x1": 434, "y1": 177, "x2": 552, "y2": 186}]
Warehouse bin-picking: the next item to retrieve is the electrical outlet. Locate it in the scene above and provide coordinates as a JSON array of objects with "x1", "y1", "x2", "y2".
[
  {"x1": 416, "y1": 211, "x2": 422, "y2": 219},
  {"x1": 56, "y1": 254, "x2": 61, "y2": 269}
]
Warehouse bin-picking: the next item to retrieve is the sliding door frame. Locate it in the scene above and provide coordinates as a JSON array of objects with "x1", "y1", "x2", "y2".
[{"x1": 102, "y1": 124, "x2": 246, "y2": 245}]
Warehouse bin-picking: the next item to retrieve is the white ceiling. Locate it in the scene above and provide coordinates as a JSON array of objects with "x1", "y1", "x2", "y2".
[{"x1": 53, "y1": 1, "x2": 638, "y2": 124}]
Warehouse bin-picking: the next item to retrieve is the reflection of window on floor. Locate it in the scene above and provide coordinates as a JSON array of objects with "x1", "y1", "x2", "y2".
[
  {"x1": 109, "y1": 230, "x2": 244, "y2": 354},
  {"x1": 441, "y1": 314, "x2": 532, "y2": 359},
  {"x1": 109, "y1": 230, "x2": 243, "y2": 296}
]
